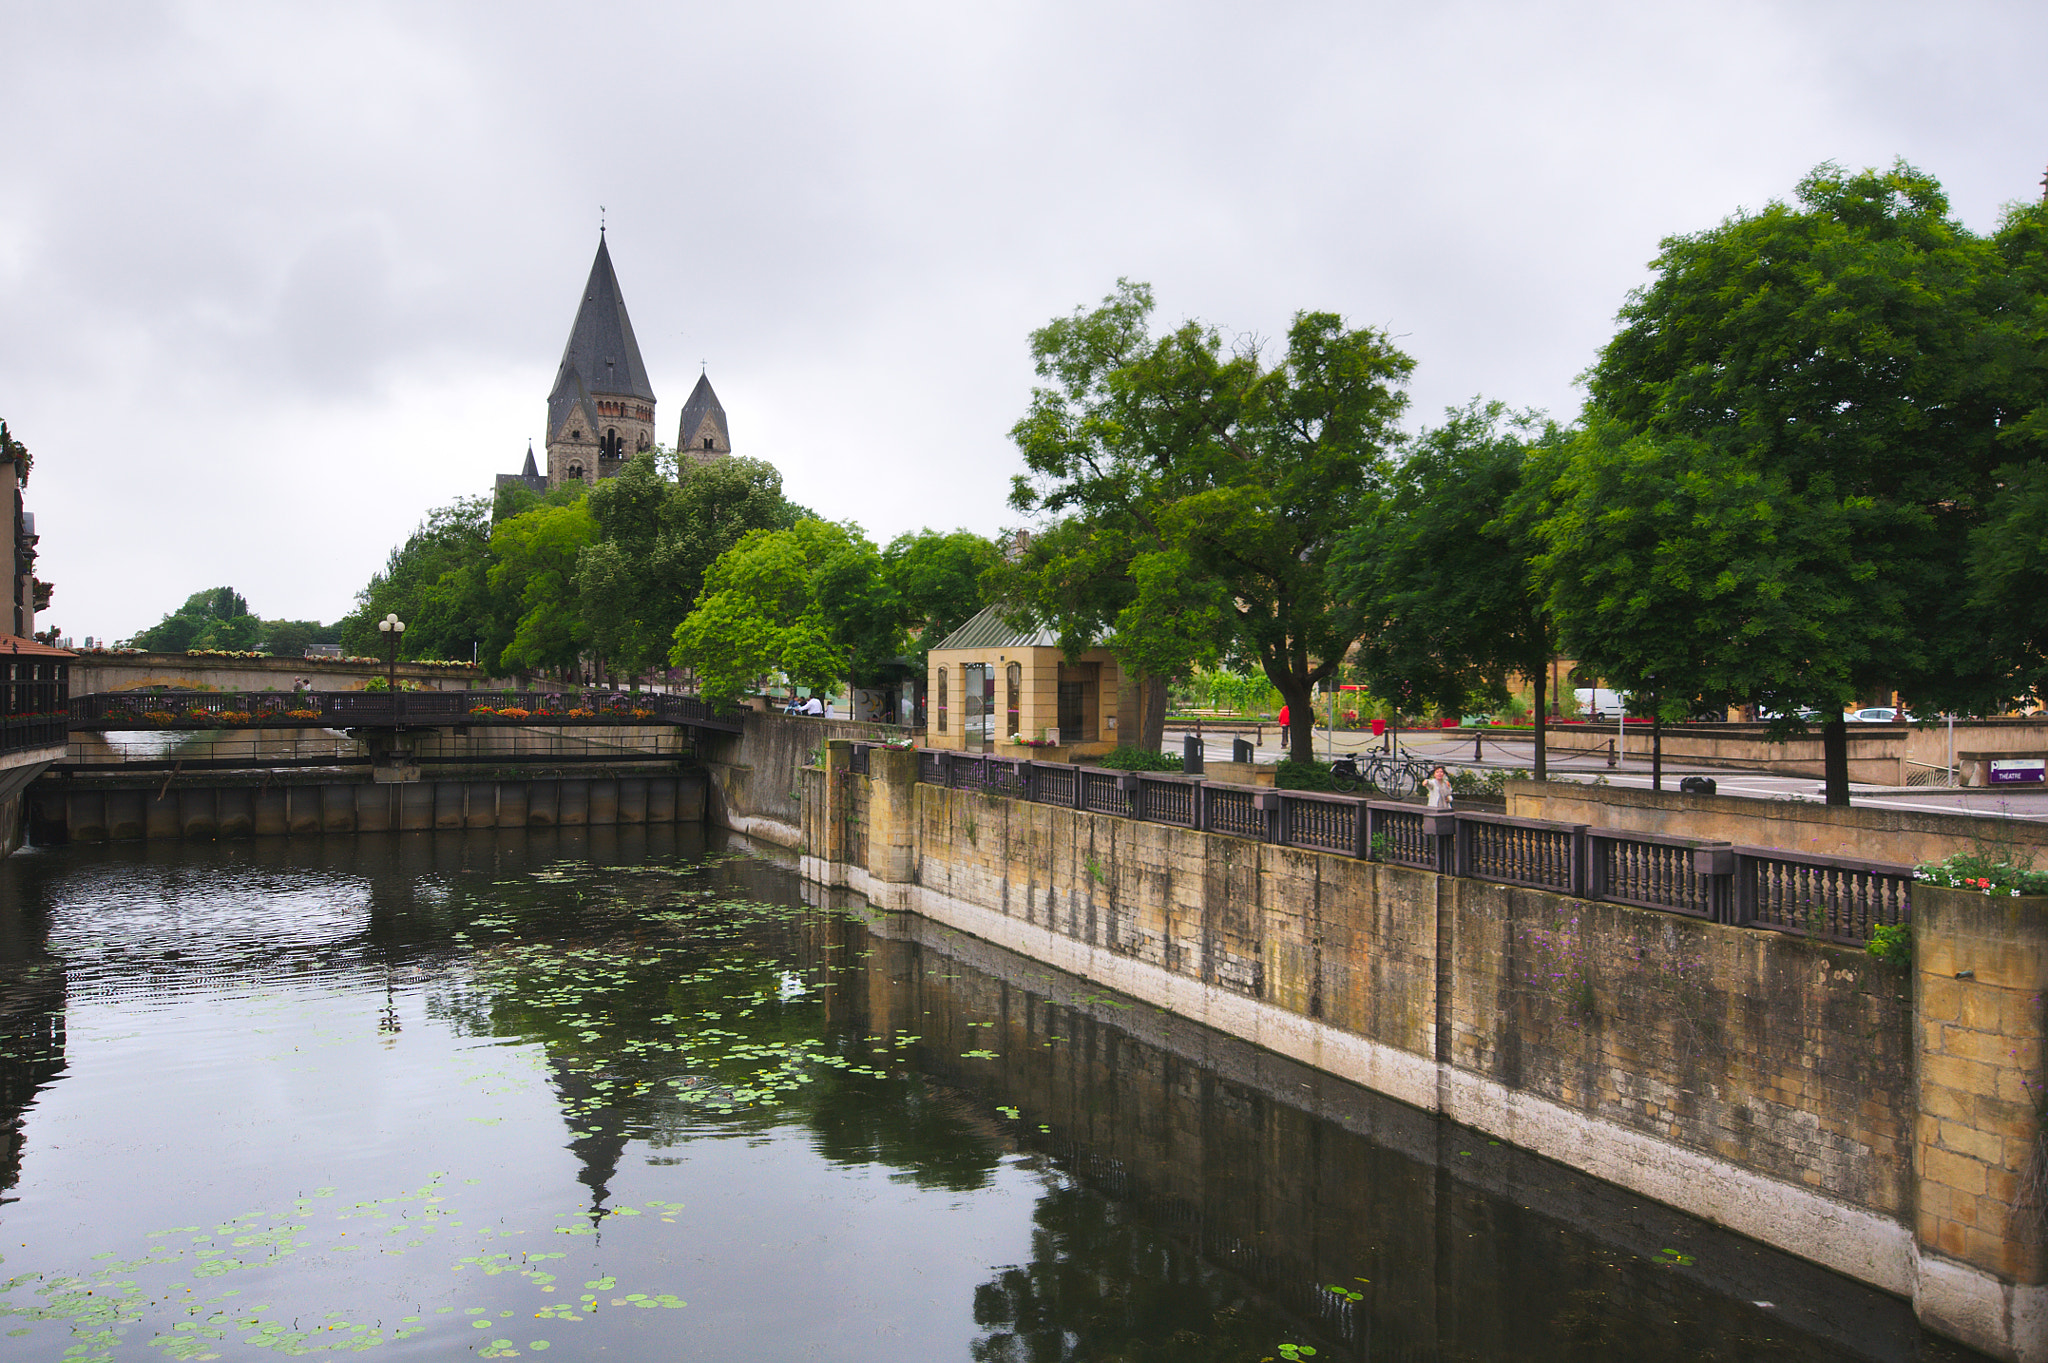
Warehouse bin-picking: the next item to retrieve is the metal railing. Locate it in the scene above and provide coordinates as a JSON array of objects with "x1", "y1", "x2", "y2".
[
  {"x1": 0, "y1": 714, "x2": 69, "y2": 757},
  {"x1": 69, "y1": 690, "x2": 744, "y2": 733},
  {"x1": 852, "y1": 745, "x2": 1917, "y2": 944}
]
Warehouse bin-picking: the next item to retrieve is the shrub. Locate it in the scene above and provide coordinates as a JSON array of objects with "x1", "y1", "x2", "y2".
[
  {"x1": 1866, "y1": 923, "x2": 1912, "y2": 967},
  {"x1": 1275, "y1": 759, "x2": 1337, "y2": 791},
  {"x1": 1447, "y1": 768, "x2": 1528, "y2": 799},
  {"x1": 1914, "y1": 852, "x2": 2048, "y2": 897}
]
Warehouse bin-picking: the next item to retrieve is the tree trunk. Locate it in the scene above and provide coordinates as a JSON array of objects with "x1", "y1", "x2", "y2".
[
  {"x1": 1652, "y1": 711, "x2": 1663, "y2": 791},
  {"x1": 1142, "y1": 675, "x2": 1168, "y2": 753},
  {"x1": 1532, "y1": 670, "x2": 1548, "y2": 781},
  {"x1": 1823, "y1": 716, "x2": 1850, "y2": 806},
  {"x1": 1283, "y1": 685, "x2": 1318, "y2": 765}
]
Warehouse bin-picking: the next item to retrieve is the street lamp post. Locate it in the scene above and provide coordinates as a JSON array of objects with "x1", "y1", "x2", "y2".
[{"x1": 377, "y1": 613, "x2": 406, "y2": 702}]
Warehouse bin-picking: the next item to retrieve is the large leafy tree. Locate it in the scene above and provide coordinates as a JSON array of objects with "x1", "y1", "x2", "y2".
[
  {"x1": 1552, "y1": 160, "x2": 2026, "y2": 802},
  {"x1": 881, "y1": 529, "x2": 1002, "y2": 668},
  {"x1": 1008, "y1": 282, "x2": 1412, "y2": 758},
  {"x1": 1335, "y1": 400, "x2": 1565, "y2": 777},
  {"x1": 575, "y1": 454, "x2": 810, "y2": 677},
  {"x1": 1968, "y1": 196, "x2": 2048, "y2": 691},
  {"x1": 340, "y1": 496, "x2": 502, "y2": 662},
  {"x1": 670, "y1": 520, "x2": 874, "y2": 704},
  {"x1": 132, "y1": 586, "x2": 259, "y2": 652},
  {"x1": 489, "y1": 497, "x2": 599, "y2": 677}
]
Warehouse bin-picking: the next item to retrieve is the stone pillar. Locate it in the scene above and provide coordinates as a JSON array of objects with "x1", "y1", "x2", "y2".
[
  {"x1": 865, "y1": 746, "x2": 921, "y2": 901},
  {"x1": 820, "y1": 741, "x2": 851, "y2": 867},
  {"x1": 1913, "y1": 885, "x2": 2048, "y2": 1361}
]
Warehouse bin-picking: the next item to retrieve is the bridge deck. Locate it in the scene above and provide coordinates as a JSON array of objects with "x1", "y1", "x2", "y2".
[{"x1": 69, "y1": 690, "x2": 744, "y2": 734}]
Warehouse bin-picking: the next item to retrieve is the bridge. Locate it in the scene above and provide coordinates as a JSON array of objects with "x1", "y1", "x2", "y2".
[
  {"x1": 67, "y1": 649, "x2": 487, "y2": 694},
  {"x1": 67, "y1": 689, "x2": 743, "y2": 734}
]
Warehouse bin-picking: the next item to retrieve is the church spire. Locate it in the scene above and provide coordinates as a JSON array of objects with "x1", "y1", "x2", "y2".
[
  {"x1": 550, "y1": 235, "x2": 655, "y2": 413},
  {"x1": 675, "y1": 372, "x2": 731, "y2": 465}
]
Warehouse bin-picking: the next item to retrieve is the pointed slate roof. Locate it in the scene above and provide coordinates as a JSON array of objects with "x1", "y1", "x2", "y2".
[
  {"x1": 675, "y1": 372, "x2": 730, "y2": 450},
  {"x1": 520, "y1": 442, "x2": 539, "y2": 479},
  {"x1": 547, "y1": 234, "x2": 655, "y2": 439}
]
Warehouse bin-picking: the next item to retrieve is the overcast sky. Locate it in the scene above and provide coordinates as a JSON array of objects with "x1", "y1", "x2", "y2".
[{"x1": 3, "y1": 0, "x2": 2044, "y2": 643}]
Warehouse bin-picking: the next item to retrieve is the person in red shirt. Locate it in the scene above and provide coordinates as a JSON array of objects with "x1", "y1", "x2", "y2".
[{"x1": 1277, "y1": 704, "x2": 1290, "y2": 758}]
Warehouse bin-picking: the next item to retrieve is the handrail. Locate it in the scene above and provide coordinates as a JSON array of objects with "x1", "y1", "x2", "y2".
[
  {"x1": 68, "y1": 690, "x2": 745, "y2": 732},
  {"x1": 865, "y1": 746, "x2": 1916, "y2": 944}
]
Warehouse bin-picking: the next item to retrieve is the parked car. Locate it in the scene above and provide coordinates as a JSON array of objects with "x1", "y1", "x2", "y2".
[
  {"x1": 1758, "y1": 706, "x2": 1822, "y2": 722},
  {"x1": 1847, "y1": 706, "x2": 1913, "y2": 723}
]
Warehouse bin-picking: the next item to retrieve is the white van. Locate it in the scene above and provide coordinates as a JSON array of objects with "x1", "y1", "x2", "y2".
[{"x1": 1573, "y1": 687, "x2": 1627, "y2": 718}]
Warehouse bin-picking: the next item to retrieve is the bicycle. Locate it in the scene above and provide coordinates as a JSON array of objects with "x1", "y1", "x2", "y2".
[{"x1": 1330, "y1": 751, "x2": 1424, "y2": 796}]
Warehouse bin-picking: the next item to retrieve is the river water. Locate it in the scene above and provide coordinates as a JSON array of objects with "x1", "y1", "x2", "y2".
[{"x1": 0, "y1": 827, "x2": 1987, "y2": 1361}]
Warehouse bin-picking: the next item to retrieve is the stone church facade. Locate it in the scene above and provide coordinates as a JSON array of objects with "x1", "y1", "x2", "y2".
[{"x1": 498, "y1": 233, "x2": 732, "y2": 497}]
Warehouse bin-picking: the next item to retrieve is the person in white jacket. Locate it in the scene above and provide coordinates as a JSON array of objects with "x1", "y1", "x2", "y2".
[{"x1": 1424, "y1": 766, "x2": 1453, "y2": 810}]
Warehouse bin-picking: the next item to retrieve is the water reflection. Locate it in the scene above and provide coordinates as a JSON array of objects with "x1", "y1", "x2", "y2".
[{"x1": 0, "y1": 829, "x2": 1989, "y2": 1362}]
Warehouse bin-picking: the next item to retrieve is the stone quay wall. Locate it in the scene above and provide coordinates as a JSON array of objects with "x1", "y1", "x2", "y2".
[{"x1": 800, "y1": 744, "x2": 2048, "y2": 1361}]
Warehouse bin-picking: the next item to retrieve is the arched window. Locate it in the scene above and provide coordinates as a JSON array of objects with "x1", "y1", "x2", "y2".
[
  {"x1": 601, "y1": 427, "x2": 623, "y2": 460},
  {"x1": 703, "y1": 436, "x2": 715, "y2": 450},
  {"x1": 567, "y1": 462, "x2": 585, "y2": 481}
]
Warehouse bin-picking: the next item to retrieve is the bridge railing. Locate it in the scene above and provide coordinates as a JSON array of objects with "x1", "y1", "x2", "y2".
[
  {"x1": 69, "y1": 690, "x2": 744, "y2": 731},
  {"x1": 850, "y1": 745, "x2": 1917, "y2": 945}
]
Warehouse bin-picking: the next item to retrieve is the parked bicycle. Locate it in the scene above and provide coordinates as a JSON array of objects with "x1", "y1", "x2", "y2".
[{"x1": 1330, "y1": 751, "x2": 1425, "y2": 796}]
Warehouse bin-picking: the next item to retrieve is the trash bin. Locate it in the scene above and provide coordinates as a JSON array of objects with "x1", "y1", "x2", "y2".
[
  {"x1": 1183, "y1": 733, "x2": 1203, "y2": 775},
  {"x1": 1232, "y1": 737, "x2": 1254, "y2": 763}
]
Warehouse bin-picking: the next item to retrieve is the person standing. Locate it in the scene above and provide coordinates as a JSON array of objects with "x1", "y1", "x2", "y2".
[{"x1": 1424, "y1": 765, "x2": 1453, "y2": 810}]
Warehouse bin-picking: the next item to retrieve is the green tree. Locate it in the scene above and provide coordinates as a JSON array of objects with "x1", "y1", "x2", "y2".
[
  {"x1": 670, "y1": 520, "x2": 868, "y2": 705},
  {"x1": 881, "y1": 529, "x2": 1002, "y2": 667},
  {"x1": 1968, "y1": 196, "x2": 2048, "y2": 695},
  {"x1": 1335, "y1": 400, "x2": 1565, "y2": 777},
  {"x1": 490, "y1": 497, "x2": 600, "y2": 677},
  {"x1": 576, "y1": 454, "x2": 810, "y2": 677},
  {"x1": 339, "y1": 497, "x2": 502, "y2": 663},
  {"x1": 1559, "y1": 160, "x2": 2022, "y2": 802},
  {"x1": 132, "y1": 587, "x2": 258, "y2": 652},
  {"x1": 1007, "y1": 282, "x2": 1412, "y2": 758}
]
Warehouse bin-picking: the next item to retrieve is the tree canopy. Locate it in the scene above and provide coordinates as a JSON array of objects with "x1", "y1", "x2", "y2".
[
  {"x1": 1006, "y1": 281, "x2": 1413, "y2": 758},
  {"x1": 670, "y1": 520, "x2": 864, "y2": 704},
  {"x1": 131, "y1": 587, "x2": 260, "y2": 652},
  {"x1": 1334, "y1": 400, "x2": 1563, "y2": 775},
  {"x1": 1539, "y1": 160, "x2": 2047, "y2": 800}
]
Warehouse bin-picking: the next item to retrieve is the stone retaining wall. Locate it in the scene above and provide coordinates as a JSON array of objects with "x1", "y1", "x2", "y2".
[{"x1": 804, "y1": 744, "x2": 2048, "y2": 1361}]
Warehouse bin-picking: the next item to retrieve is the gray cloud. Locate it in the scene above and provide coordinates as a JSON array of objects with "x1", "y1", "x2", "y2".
[{"x1": 1, "y1": 0, "x2": 2043, "y2": 640}]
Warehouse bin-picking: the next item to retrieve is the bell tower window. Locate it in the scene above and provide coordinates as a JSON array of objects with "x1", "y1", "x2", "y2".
[
  {"x1": 567, "y1": 462, "x2": 585, "y2": 482},
  {"x1": 601, "y1": 427, "x2": 623, "y2": 460}
]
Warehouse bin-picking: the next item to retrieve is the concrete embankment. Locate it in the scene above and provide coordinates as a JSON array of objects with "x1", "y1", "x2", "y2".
[{"x1": 803, "y1": 743, "x2": 2048, "y2": 1363}]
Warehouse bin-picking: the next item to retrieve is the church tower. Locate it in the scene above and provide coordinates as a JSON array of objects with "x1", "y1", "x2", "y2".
[
  {"x1": 675, "y1": 372, "x2": 732, "y2": 467},
  {"x1": 545, "y1": 232, "x2": 656, "y2": 489}
]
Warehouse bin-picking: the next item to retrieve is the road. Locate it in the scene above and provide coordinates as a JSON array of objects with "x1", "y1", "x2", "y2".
[{"x1": 1165, "y1": 723, "x2": 2048, "y2": 824}]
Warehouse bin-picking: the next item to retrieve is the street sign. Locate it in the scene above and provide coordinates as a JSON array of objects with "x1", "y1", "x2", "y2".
[{"x1": 1988, "y1": 758, "x2": 2047, "y2": 785}]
